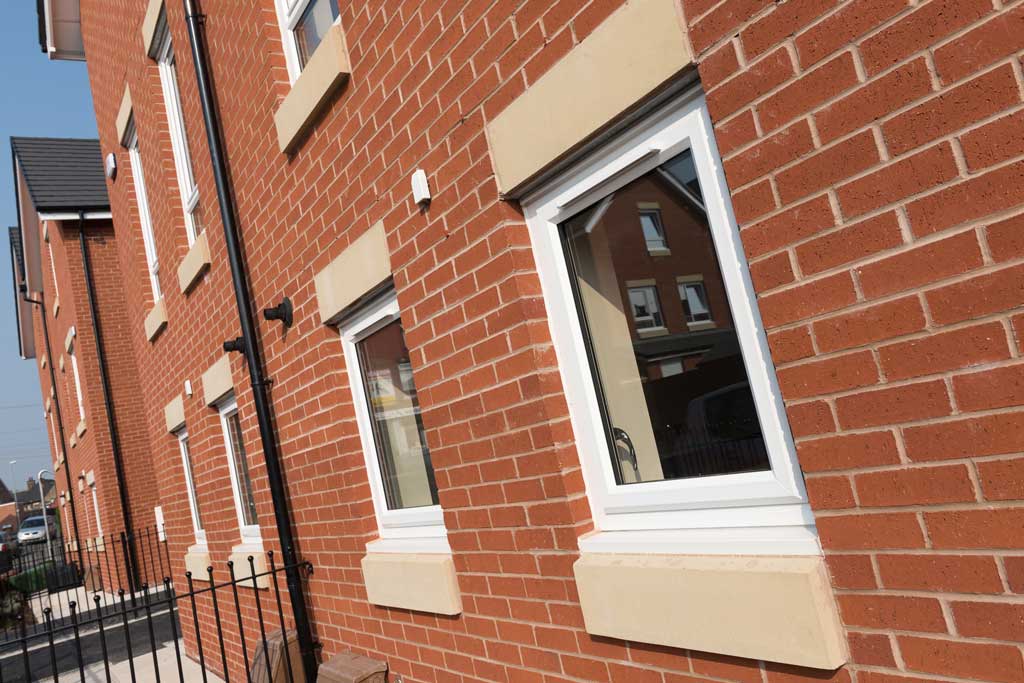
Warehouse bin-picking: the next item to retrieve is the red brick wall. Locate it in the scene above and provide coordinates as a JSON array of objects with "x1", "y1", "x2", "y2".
[{"x1": 66, "y1": 0, "x2": 1024, "y2": 682}]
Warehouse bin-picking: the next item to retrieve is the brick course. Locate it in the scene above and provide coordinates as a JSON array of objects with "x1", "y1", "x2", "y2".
[{"x1": 24, "y1": 0, "x2": 1023, "y2": 681}]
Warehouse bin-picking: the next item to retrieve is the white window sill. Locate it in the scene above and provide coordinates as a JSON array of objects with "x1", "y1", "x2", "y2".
[
  {"x1": 637, "y1": 326, "x2": 669, "y2": 338},
  {"x1": 578, "y1": 523, "x2": 821, "y2": 557}
]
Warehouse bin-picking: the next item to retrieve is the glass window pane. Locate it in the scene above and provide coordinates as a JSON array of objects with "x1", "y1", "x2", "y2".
[
  {"x1": 295, "y1": 0, "x2": 340, "y2": 67},
  {"x1": 227, "y1": 412, "x2": 258, "y2": 526},
  {"x1": 180, "y1": 436, "x2": 203, "y2": 530},
  {"x1": 561, "y1": 148, "x2": 770, "y2": 484},
  {"x1": 639, "y1": 211, "x2": 666, "y2": 250},
  {"x1": 356, "y1": 319, "x2": 439, "y2": 510}
]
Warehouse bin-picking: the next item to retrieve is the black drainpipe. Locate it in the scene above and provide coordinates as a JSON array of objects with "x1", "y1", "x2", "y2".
[
  {"x1": 77, "y1": 214, "x2": 140, "y2": 592},
  {"x1": 21, "y1": 267, "x2": 84, "y2": 571},
  {"x1": 182, "y1": 2, "x2": 317, "y2": 678}
]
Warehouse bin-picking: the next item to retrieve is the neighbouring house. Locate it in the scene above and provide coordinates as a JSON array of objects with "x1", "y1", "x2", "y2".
[
  {"x1": 9, "y1": 136, "x2": 160, "y2": 587},
  {"x1": 12, "y1": 0, "x2": 1024, "y2": 682}
]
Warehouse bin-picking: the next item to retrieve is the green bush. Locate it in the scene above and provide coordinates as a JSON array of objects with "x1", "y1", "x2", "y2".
[{"x1": 9, "y1": 564, "x2": 51, "y2": 594}]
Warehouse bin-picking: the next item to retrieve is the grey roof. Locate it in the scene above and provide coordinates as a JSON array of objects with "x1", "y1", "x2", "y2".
[{"x1": 11, "y1": 137, "x2": 109, "y2": 212}]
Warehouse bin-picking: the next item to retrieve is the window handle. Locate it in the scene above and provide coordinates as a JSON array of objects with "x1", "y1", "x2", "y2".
[{"x1": 612, "y1": 427, "x2": 641, "y2": 482}]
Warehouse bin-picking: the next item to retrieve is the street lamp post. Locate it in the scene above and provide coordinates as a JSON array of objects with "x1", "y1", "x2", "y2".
[{"x1": 37, "y1": 470, "x2": 53, "y2": 562}]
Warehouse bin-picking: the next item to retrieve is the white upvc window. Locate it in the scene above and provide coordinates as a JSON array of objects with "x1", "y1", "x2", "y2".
[
  {"x1": 68, "y1": 337, "x2": 85, "y2": 421},
  {"x1": 46, "y1": 231, "x2": 59, "y2": 298},
  {"x1": 218, "y1": 397, "x2": 261, "y2": 544},
  {"x1": 679, "y1": 277, "x2": 713, "y2": 325},
  {"x1": 89, "y1": 479, "x2": 103, "y2": 538},
  {"x1": 153, "y1": 23, "x2": 200, "y2": 245},
  {"x1": 340, "y1": 292, "x2": 448, "y2": 554},
  {"x1": 176, "y1": 429, "x2": 206, "y2": 547},
  {"x1": 639, "y1": 208, "x2": 668, "y2": 251},
  {"x1": 125, "y1": 126, "x2": 162, "y2": 302},
  {"x1": 274, "y1": 0, "x2": 340, "y2": 82},
  {"x1": 627, "y1": 285, "x2": 664, "y2": 330},
  {"x1": 521, "y1": 87, "x2": 816, "y2": 556}
]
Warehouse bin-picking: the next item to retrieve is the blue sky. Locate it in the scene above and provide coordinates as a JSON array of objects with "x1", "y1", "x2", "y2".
[{"x1": 0, "y1": 3, "x2": 97, "y2": 493}]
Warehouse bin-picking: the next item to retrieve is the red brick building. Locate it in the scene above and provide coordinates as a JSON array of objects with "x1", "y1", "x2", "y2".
[{"x1": 16, "y1": 0, "x2": 1024, "y2": 681}]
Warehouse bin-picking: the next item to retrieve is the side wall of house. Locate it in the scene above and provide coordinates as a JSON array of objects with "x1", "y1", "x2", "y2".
[{"x1": 76, "y1": 0, "x2": 1024, "y2": 682}]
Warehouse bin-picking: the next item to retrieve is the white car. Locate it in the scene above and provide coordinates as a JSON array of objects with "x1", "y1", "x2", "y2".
[{"x1": 17, "y1": 516, "x2": 54, "y2": 544}]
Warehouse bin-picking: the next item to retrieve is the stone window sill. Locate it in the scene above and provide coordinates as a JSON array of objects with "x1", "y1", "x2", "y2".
[
  {"x1": 76, "y1": 419, "x2": 87, "y2": 438},
  {"x1": 177, "y1": 231, "x2": 211, "y2": 294},
  {"x1": 229, "y1": 542, "x2": 268, "y2": 589},
  {"x1": 184, "y1": 544, "x2": 212, "y2": 581},
  {"x1": 273, "y1": 23, "x2": 351, "y2": 154},
  {"x1": 574, "y1": 553, "x2": 847, "y2": 669},
  {"x1": 144, "y1": 298, "x2": 168, "y2": 342},
  {"x1": 361, "y1": 551, "x2": 462, "y2": 616}
]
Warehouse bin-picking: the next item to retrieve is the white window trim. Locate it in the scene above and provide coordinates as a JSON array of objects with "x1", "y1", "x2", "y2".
[
  {"x1": 154, "y1": 29, "x2": 200, "y2": 246},
  {"x1": 176, "y1": 429, "x2": 206, "y2": 547},
  {"x1": 89, "y1": 480, "x2": 103, "y2": 539},
  {"x1": 218, "y1": 397, "x2": 262, "y2": 545},
  {"x1": 47, "y1": 238, "x2": 59, "y2": 298},
  {"x1": 521, "y1": 87, "x2": 818, "y2": 556},
  {"x1": 125, "y1": 128, "x2": 163, "y2": 303},
  {"x1": 339, "y1": 293, "x2": 450, "y2": 555},
  {"x1": 68, "y1": 339, "x2": 85, "y2": 422},
  {"x1": 273, "y1": 0, "x2": 341, "y2": 83}
]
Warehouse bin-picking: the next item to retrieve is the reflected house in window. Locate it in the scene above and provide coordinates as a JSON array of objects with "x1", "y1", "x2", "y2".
[{"x1": 563, "y1": 149, "x2": 766, "y2": 482}]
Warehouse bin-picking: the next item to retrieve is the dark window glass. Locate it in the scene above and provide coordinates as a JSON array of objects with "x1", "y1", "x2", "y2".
[
  {"x1": 295, "y1": 0, "x2": 340, "y2": 67},
  {"x1": 226, "y1": 411, "x2": 259, "y2": 526},
  {"x1": 357, "y1": 319, "x2": 439, "y2": 510},
  {"x1": 560, "y1": 149, "x2": 771, "y2": 484}
]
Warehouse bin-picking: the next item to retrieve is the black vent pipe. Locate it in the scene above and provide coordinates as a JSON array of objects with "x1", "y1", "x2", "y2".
[
  {"x1": 182, "y1": 1, "x2": 317, "y2": 678},
  {"x1": 21, "y1": 271, "x2": 84, "y2": 571}
]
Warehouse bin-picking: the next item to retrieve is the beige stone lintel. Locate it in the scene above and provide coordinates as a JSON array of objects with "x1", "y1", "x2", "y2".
[
  {"x1": 361, "y1": 552, "x2": 462, "y2": 615},
  {"x1": 177, "y1": 230, "x2": 211, "y2": 294},
  {"x1": 70, "y1": 434, "x2": 77, "y2": 449},
  {"x1": 201, "y1": 354, "x2": 233, "y2": 406},
  {"x1": 314, "y1": 221, "x2": 391, "y2": 325},
  {"x1": 164, "y1": 394, "x2": 185, "y2": 433},
  {"x1": 141, "y1": 0, "x2": 164, "y2": 56},
  {"x1": 76, "y1": 419, "x2": 87, "y2": 438},
  {"x1": 184, "y1": 546, "x2": 212, "y2": 580},
  {"x1": 144, "y1": 298, "x2": 168, "y2": 342},
  {"x1": 229, "y1": 546, "x2": 268, "y2": 588},
  {"x1": 41, "y1": 356, "x2": 47, "y2": 370},
  {"x1": 64, "y1": 326, "x2": 75, "y2": 353},
  {"x1": 116, "y1": 86, "x2": 133, "y2": 146},
  {"x1": 274, "y1": 23, "x2": 351, "y2": 154},
  {"x1": 574, "y1": 553, "x2": 847, "y2": 670},
  {"x1": 485, "y1": 0, "x2": 693, "y2": 194},
  {"x1": 52, "y1": 296, "x2": 60, "y2": 318},
  {"x1": 45, "y1": 397, "x2": 51, "y2": 413},
  {"x1": 58, "y1": 355, "x2": 65, "y2": 372}
]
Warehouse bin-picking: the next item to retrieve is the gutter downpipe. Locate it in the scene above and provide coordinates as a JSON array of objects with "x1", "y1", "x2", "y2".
[
  {"x1": 21, "y1": 281, "x2": 84, "y2": 571},
  {"x1": 77, "y1": 214, "x2": 140, "y2": 593},
  {"x1": 182, "y1": 2, "x2": 317, "y2": 678}
]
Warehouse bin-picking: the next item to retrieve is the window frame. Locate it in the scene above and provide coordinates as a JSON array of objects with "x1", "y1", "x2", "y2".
[
  {"x1": 678, "y1": 276, "x2": 713, "y2": 326},
  {"x1": 273, "y1": 0, "x2": 341, "y2": 83},
  {"x1": 154, "y1": 27, "x2": 200, "y2": 246},
  {"x1": 125, "y1": 126, "x2": 163, "y2": 303},
  {"x1": 176, "y1": 429, "x2": 206, "y2": 547},
  {"x1": 217, "y1": 398, "x2": 261, "y2": 545},
  {"x1": 339, "y1": 292, "x2": 449, "y2": 554},
  {"x1": 89, "y1": 479, "x2": 103, "y2": 539},
  {"x1": 638, "y1": 207, "x2": 668, "y2": 252},
  {"x1": 68, "y1": 337, "x2": 85, "y2": 422},
  {"x1": 627, "y1": 284, "x2": 665, "y2": 330},
  {"x1": 520, "y1": 87, "x2": 815, "y2": 555}
]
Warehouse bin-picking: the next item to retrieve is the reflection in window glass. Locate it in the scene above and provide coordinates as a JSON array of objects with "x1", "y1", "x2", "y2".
[
  {"x1": 561, "y1": 149, "x2": 771, "y2": 484},
  {"x1": 639, "y1": 210, "x2": 667, "y2": 251},
  {"x1": 226, "y1": 411, "x2": 259, "y2": 526},
  {"x1": 357, "y1": 319, "x2": 439, "y2": 510},
  {"x1": 628, "y1": 286, "x2": 664, "y2": 329},
  {"x1": 680, "y1": 281, "x2": 712, "y2": 323},
  {"x1": 295, "y1": 0, "x2": 340, "y2": 67}
]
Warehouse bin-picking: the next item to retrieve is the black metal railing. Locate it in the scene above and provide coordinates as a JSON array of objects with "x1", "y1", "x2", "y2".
[{"x1": 0, "y1": 526, "x2": 313, "y2": 682}]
